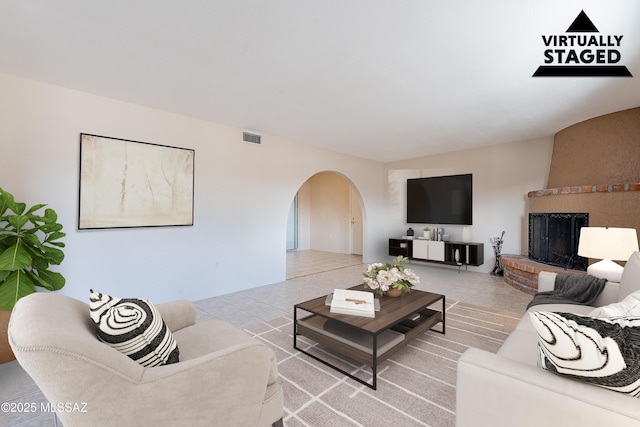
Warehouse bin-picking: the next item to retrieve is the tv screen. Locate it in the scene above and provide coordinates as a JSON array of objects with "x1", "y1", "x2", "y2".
[{"x1": 407, "y1": 174, "x2": 472, "y2": 225}]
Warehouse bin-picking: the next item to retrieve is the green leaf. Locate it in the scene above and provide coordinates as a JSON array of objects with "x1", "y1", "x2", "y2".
[
  {"x1": 29, "y1": 269, "x2": 65, "y2": 291},
  {"x1": 0, "y1": 191, "x2": 8, "y2": 216},
  {"x1": 0, "y1": 243, "x2": 32, "y2": 271},
  {"x1": 0, "y1": 270, "x2": 36, "y2": 310},
  {"x1": 31, "y1": 255, "x2": 49, "y2": 270},
  {"x1": 13, "y1": 202, "x2": 26, "y2": 215},
  {"x1": 44, "y1": 208, "x2": 58, "y2": 222},
  {"x1": 0, "y1": 189, "x2": 16, "y2": 215},
  {"x1": 21, "y1": 233, "x2": 42, "y2": 249},
  {"x1": 40, "y1": 222, "x2": 63, "y2": 234},
  {"x1": 43, "y1": 246, "x2": 64, "y2": 265},
  {"x1": 45, "y1": 231, "x2": 66, "y2": 243},
  {"x1": 0, "y1": 234, "x2": 16, "y2": 246},
  {"x1": 25, "y1": 203, "x2": 47, "y2": 215},
  {"x1": 7, "y1": 215, "x2": 28, "y2": 231},
  {"x1": 25, "y1": 217, "x2": 46, "y2": 230}
]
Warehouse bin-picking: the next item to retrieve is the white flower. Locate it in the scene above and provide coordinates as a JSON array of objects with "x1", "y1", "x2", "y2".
[
  {"x1": 376, "y1": 270, "x2": 395, "y2": 288},
  {"x1": 363, "y1": 257, "x2": 419, "y2": 295},
  {"x1": 367, "y1": 263, "x2": 384, "y2": 273},
  {"x1": 364, "y1": 277, "x2": 379, "y2": 290},
  {"x1": 404, "y1": 269, "x2": 420, "y2": 285},
  {"x1": 389, "y1": 267, "x2": 403, "y2": 282}
]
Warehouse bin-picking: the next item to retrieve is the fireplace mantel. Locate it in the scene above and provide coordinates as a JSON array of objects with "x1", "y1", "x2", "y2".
[{"x1": 528, "y1": 182, "x2": 640, "y2": 198}]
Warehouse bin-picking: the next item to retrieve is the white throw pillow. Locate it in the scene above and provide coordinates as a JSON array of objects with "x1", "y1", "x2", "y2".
[
  {"x1": 589, "y1": 289, "x2": 640, "y2": 318},
  {"x1": 619, "y1": 251, "x2": 640, "y2": 300}
]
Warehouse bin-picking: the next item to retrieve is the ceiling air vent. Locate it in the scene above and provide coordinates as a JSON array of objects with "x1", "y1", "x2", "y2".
[{"x1": 243, "y1": 132, "x2": 261, "y2": 144}]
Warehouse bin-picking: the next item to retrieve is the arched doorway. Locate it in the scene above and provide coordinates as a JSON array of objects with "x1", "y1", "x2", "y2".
[{"x1": 286, "y1": 171, "x2": 364, "y2": 278}]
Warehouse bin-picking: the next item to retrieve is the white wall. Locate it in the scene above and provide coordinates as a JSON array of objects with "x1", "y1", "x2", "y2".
[
  {"x1": 0, "y1": 72, "x2": 556, "y2": 301},
  {"x1": 0, "y1": 73, "x2": 389, "y2": 303},
  {"x1": 386, "y1": 139, "x2": 554, "y2": 272}
]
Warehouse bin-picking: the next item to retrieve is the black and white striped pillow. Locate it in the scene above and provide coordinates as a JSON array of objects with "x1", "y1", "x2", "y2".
[
  {"x1": 529, "y1": 311, "x2": 640, "y2": 396},
  {"x1": 89, "y1": 290, "x2": 179, "y2": 367}
]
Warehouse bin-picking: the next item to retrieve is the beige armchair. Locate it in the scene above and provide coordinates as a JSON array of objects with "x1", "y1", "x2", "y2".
[{"x1": 9, "y1": 293, "x2": 284, "y2": 427}]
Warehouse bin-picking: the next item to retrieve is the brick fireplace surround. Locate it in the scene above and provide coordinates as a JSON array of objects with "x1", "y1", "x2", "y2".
[
  {"x1": 503, "y1": 107, "x2": 640, "y2": 295},
  {"x1": 503, "y1": 181, "x2": 639, "y2": 294},
  {"x1": 502, "y1": 254, "x2": 584, "y2": 295}
]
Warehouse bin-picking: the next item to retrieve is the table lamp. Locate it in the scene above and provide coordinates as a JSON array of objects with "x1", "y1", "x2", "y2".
[{"x1": 577, "y1": 227, "x2": 639, "y2": 282}]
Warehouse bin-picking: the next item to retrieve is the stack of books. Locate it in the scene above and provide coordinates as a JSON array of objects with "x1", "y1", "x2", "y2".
[{"x1": 329, "y1": 289, "x2": 375, "y2": 318}]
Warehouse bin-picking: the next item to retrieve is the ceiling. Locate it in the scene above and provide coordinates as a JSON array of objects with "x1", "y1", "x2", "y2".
[{"x1": 1, "y1": 1, "x2": 639, "y2": 162}]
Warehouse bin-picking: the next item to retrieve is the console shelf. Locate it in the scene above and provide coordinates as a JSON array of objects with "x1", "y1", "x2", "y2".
[{"x1": 388, "y1": 238, "x2": 484, "y2": 267}]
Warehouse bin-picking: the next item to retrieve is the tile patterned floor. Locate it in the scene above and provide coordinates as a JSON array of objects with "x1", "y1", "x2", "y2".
[
  {"x1": 286, "y1": 250, "x2": 363, "y2": 279},
  {"x1": 0, "y1": 250, "x2": 532, "y2": 426}
]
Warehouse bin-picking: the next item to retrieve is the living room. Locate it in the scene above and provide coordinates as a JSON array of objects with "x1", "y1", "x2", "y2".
[
  {"x1": 1, "y1": 2, "x2": 640, "y2": 426},
  {"x1": 0, "y1": 71, "x2": 559, "y2": 303}
]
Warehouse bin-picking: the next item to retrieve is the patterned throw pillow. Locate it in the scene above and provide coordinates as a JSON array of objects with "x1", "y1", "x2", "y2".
[
  {"x1": 89, "y1": 290, "x2": 180, "y2": 367},
  {"x1": 529, "y1": 311, "x2": 640, "y2": 397}
]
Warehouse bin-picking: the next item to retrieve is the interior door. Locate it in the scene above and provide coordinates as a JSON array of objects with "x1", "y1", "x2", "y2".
[{"x1": 349, "y1": 186, "x2": 363, "y2": 255}]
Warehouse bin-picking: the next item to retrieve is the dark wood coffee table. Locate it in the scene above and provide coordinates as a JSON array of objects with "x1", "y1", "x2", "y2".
[{"x1": 293, "y1": 286, "x2": 445, "y2": 390}]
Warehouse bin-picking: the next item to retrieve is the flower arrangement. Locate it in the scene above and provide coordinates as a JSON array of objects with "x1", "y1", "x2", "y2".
[{"x1": 363, "y1": 256, "x2": 420, "y2": 296}]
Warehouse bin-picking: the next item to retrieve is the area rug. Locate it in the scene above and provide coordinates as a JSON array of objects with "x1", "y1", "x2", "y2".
[{"x1": 244, "y1": 300, "x2": 521, "y2": 427}]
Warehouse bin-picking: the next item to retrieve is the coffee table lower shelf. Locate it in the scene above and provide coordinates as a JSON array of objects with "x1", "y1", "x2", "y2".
[{"x1": 293, "y1": 305, "x2": 444, "y2": 390}]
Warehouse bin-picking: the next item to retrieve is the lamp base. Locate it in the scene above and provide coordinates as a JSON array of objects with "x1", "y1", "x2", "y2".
[{"x1": 586, "y1": 259, "x2": 624, "y2": 283}]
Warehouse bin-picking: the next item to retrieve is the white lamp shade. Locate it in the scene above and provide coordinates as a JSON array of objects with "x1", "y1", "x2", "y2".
[{"x1": 578, "y1": 227, "x2": 639, "y2": 261}]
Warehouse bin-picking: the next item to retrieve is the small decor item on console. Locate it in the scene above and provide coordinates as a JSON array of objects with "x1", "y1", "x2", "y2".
[
  {"x1": 462, "y1": 226, "x2": 471, "y2": 243},
  {"x1": 423, "y1": 226, "x2": 431, "y2": 239},
  {"x1": 363, "y1": 256, "x2": 420, "y2": 297}
]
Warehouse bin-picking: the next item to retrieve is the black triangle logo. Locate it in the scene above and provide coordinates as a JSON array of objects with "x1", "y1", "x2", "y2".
[{"x1": 566, "y1": 10, "x2": 599, "y2": 32}]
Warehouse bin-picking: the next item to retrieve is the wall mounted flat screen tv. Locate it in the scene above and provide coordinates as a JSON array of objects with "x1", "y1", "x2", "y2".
[{"x1": 407, "y1": 174, "x2": 472, "y2": 225}]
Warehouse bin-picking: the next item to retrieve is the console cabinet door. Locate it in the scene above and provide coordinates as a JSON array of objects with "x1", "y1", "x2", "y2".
[
  {"x1": 428, "y1": 241, "x2": 445, "y2": 262},
  {"x1": 412, "y1": 240, "x2": 429, "y2": 259}
]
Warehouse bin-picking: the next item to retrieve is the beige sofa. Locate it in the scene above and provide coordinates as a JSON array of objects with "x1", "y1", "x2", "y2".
[
  {"x1": 9, "y1": 293, "x2": 283, "y2": 427},
  {"x1": 457, "y1": 251, "x2": 640, "y2": 427}
]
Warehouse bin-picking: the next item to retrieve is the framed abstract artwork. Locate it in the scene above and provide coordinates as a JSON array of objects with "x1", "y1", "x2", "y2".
[{"x1": 78, "y1": 134, "x2": 195, "y2": 229}]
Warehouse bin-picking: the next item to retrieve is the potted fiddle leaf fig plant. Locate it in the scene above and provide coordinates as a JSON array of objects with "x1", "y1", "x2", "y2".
[{"x1": 0, "y1": 187, "x2": 66, "y2": 363}]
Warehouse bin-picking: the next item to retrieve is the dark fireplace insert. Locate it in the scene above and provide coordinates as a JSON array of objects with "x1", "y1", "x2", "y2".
[{"x1": 528, "y1": 212, "x2": 589, "y2": 271}]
